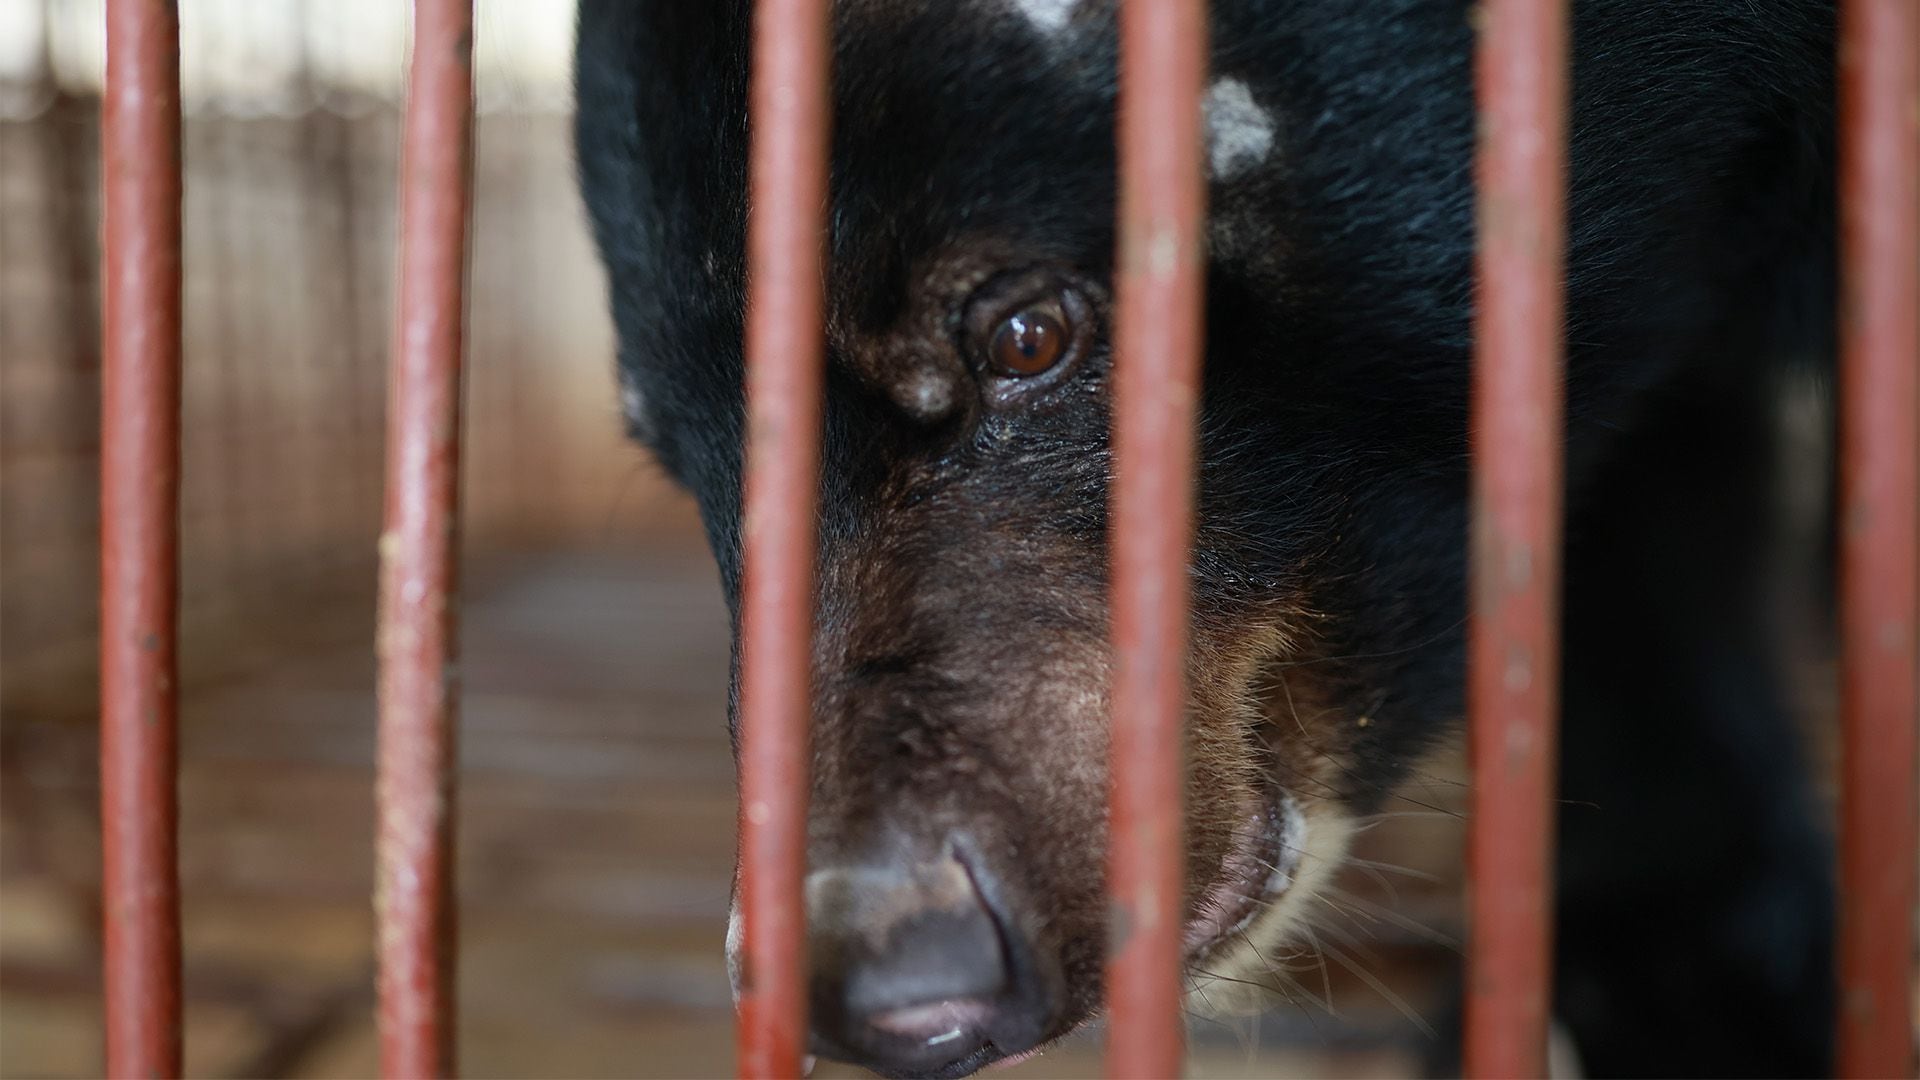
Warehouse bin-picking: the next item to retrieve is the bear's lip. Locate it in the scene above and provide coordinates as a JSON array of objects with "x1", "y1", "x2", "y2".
[
  {"x1": 1184, "y1": 790, "x2": 1306, "y2": 960},
  {"x1": 966, "y1": 796, "x2": 1305, "y2": 1076}
]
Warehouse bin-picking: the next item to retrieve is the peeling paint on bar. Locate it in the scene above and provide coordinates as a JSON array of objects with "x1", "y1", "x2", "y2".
[
  {"x1": 735, "y1": 3, "x2": 832, "y2": 1078},
  {"x1": 1833, "y1": 2, "x2": 1918, "y2": 1076},
  {"x1": 100, "y1": 1, "x2": 184, "y2": 1075},
  {"x1": 1105, "y1": 3, "x2": 1208, "y2": 1078},
  {"x1": 1463, "y1": 2, "x2": 1569, "y2": 1077},
  {"x1": 374, "y1": 1, "x2": 475, "y2": 1076}
]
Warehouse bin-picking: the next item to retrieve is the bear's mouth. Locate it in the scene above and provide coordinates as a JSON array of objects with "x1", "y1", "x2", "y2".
[{"x1": 1185, "y1": 790, "x2": 1307, "y2": 961}]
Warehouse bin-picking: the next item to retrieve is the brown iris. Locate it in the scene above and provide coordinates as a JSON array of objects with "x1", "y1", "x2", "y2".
[{"x1": 988, "y1": 306, "x2": 1069, "y2": 377}]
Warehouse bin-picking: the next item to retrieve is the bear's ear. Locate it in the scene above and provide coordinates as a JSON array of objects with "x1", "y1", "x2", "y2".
[{"x1": 1204, "y1": 77, "x2": 1277, "y2": 181}]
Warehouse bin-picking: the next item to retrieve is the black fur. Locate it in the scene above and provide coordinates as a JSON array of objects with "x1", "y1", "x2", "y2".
[{"x1": 575, "y1": 2, "x2": 1838, "y2": 1075}]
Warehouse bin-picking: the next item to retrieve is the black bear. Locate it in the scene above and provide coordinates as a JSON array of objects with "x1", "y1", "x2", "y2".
[{"x1": 574, "y1": 2, "x2": 1838, "y2": 1076}]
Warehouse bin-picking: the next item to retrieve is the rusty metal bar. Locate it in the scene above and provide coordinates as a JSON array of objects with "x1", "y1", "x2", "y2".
[
  {"x1": 99, "y1": 1, "x2": 184, "y2": 1075},
  {"x1": 1105, "y1": 3, "x2": 1208, "y2": 1077},
  {"x1": 1834, "y1": 2, "x2": 1918, "y2": 1076},
  {"x1": 735, "y1": 2, "x2": 832, "y2": 1077},
  {"x1": 1462, "y1": 1, "x2": 1569, "y2": 1077},
  {"x1": 375, "y1": 1, "x2": 474, "y2": 1076}
]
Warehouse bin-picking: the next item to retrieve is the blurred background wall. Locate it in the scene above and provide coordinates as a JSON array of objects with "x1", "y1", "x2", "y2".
[
  {"x1": 0, "y1": 4, "x2": 768, "y2": 1076},
  {"x1": 1, "y1": 0, "x2": 702, "y2": 724},
  {"x1": 0, "y1": 2, "x2": 1536, "y2": 1077}
]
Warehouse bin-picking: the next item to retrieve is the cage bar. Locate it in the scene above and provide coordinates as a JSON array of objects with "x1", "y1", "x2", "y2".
[
  {"x1": 1462, "y1": 2, "x2": 1569, "y2": 1077},
  {"x1": 735, "y1": 2, "x2": 832, "y2": 1077},
  {"x1": 1105, "y1": 4, "x2": 1209, "y2": 1077},
  {"x1": 1834, "y1": 2, "x2": 1918, "y2": 1076},
  {"x1": 374, "y1": 1, "x2": 475, "y2": 1076},
  {"x1": 99, "y1": 1, "x2": 185, "y2": 1075}
]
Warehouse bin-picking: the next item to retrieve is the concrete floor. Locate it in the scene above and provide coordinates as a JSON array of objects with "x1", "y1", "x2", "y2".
[{"x1": 1, "y1": 552, "x2": 1461, "y2": 1078}]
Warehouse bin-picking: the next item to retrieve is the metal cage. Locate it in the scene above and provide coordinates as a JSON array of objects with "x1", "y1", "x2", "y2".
[{"x1": 94, "y1": 0, "x2": 1917, "y2": 1077}]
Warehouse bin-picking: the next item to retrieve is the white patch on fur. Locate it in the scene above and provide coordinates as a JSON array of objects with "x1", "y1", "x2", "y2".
[
  {"x1": 1548, "y1": 1020, "x2": 1587, "y2": 1078},
  {"x1": 1204, "y1": 77, "x2": 1275, "y2": 179},
  {"x1": 1014, "y1": 0, "x2": 1077, "y2": 33},
  {"x1": 725, "y1": 901, "x2": 743, "y2": 1000},
  {"x1": 618, "y1": 369, "x2": 651, "y2": 438},
  {"x1": 1264, "y1": 795, "x2": 1309, "y2": 894},
  {"x1": 892, "y1": 366, "x2": 957, "y2": 422}
]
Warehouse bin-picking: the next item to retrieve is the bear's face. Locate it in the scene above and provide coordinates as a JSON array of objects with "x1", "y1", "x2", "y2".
[{"x1": 577, "y1": 1, "x2": 1475, "y2": 1073}]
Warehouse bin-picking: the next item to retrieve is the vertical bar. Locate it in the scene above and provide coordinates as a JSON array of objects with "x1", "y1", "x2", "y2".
[
  {"x1": 1834, "y1": 2, "x2": 1918, "y2": 1076},
  {"x1": 735, "y1": 3, "x2": 831, "y2": 1078},
  {"x1": 1462, "y1": 2, "x2": 1568, "y2": 1077},
  {"x1": 375, "y1": 1, "x2": 474, "y2": 1076},
  {"x1": 99, "y1": 1, "x2": 184, "y2": 1076},
  {"x1": 1105, "y1": 4, "x2": 1208, "y2": 1078}
]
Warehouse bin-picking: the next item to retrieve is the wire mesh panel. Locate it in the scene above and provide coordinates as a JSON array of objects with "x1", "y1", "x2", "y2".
[
  {"x1": 374, "y1": 1, "x2": 474, "y2": 1075},
  {"x1": 734, "y1": 3, "x2": 832, "y2": 1077},
  {"x1": 98, "y1": 0, "x2": 184, "y2": 1074},
  {"x1": 1104, "y1": 4, "x2": 1208, "y2": 1078},
  {"x1": 1833, "y1": 2, "x2": 1918, "y2": 1076},
  {"x1": 1462, "y1": 2, "x2": 1569, "y2": 1076}
]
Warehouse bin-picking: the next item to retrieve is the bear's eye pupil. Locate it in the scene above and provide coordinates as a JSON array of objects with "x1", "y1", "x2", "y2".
[{"x1": 989, "y1": 308, "x2": 1068, "y2": 376}]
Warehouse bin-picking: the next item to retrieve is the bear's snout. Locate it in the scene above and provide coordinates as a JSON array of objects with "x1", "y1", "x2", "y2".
[{"x1": 801, "y1": 839, "x2": 1061, "y2": 1076}]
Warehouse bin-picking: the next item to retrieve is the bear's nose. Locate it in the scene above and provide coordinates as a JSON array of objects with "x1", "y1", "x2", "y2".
[{"x1": 805, "y1": 843, "x2": 1054, "y2": 1074}]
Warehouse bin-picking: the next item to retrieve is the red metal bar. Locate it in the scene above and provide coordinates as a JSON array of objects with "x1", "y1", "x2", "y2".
[
  {"x1": 375, "y1": 1, "x2": 474, "y2": 1076},
  {"x1": 1834, "y1": 2, "x2": 1918, "y2": 1076},
  {"x1": 1105, "y1": 4, "x2": 1208, "y2": 1077},
  {"x1": 1462, "y1": 2, "x2": 1569, "y2": 1077},
  {"x1": 735, "y1": 2, "x2": 831, "y2": 1077},
  {"x1": 99, "y1": 1, "x2": 184, "y2": 1075}
]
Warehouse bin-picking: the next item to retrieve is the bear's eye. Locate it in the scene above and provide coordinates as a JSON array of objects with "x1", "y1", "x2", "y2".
[
  {"x1": 961, "y1": 277, "x2": 1094, "y2": 396},
  {"x1": 987, "y1": 301, "x2": 1071, "y2": 377}
]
